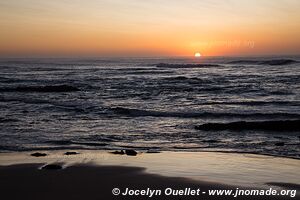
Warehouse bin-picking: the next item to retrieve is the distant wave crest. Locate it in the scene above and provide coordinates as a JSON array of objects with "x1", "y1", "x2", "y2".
[
  {"x1": 228, "y1": 59, "x2": 298, "y2": 66},
  {"x1": 156, "y1": 63, "x2": 221, "y2": 68},
  {"x1": 45, "y1": 140, "x2": 108, "y2": 147}
]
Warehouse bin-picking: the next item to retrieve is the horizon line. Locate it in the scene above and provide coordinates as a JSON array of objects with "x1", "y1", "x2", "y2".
[{"x1": 1, "y1": 54, "x2": 300, "y2": 60}]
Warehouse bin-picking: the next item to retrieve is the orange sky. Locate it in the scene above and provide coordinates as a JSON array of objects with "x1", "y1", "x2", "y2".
[{"x1": 1, "y1": 0, "x2": 300, "y2": 57}]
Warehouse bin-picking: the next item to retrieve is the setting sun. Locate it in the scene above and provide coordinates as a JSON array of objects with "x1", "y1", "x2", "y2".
[{"x1": 195, "y1": 52, "x2": 201, "y2": 58}]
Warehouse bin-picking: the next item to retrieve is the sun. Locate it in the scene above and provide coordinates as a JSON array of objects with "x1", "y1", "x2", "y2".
[{"x1": 194, "y1": 52, "x2": 201, "y2": 58}]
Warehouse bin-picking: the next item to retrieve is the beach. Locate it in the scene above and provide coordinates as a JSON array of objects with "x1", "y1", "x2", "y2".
[{"x1": 0, "y1": 151, "x2": 299, "y2": 200}]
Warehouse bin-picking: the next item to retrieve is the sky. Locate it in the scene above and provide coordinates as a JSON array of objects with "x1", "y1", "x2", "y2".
[{"x1": 0, "y1": 0, "x2": 300, "y2": 57}]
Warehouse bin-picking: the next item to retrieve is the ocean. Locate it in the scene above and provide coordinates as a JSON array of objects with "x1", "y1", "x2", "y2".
[{"x1": 0, "y1": 56, "x2": 299, "y2": 158}]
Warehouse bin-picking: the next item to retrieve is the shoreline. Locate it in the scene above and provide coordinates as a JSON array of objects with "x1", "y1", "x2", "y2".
[{"x1": 1, "y1": 148, "x2": 299, "y2": 160}]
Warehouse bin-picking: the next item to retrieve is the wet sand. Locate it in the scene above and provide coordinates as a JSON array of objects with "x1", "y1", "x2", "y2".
[{"x1": 0, "y1": 151, "x2": 299, "y2": 200}]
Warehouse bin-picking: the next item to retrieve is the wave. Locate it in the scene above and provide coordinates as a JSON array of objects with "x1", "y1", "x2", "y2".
[
  {"x1": 228, "y1": 59, "x2": 298, "y2": 66},
  {"x1": 156, "y1": 63, "x2": 221, "y2": 68},
  {"x1": 122, "y1": 70, "x2": 172, "y2": 75},
  {"x1": 45, "y1": 140, "x2": 108, "y2": 147},
  {"x1": 162, "y1": 76, "x2": 212, "y2": 84},
  {"x1": 195, "y1": 119, "x2": 300, "y2": 131},
  {"x1": 0, "y1": 97, "x2": 51, "y2": 104},
  {"x1": 0, "y1": 85, "x2": 80, "y2": 93},
  {"x1": 0, "y1": 117, "x2": 18, "y2": 123},
  {"x1": 111, "y1": 107, "x2": 300, "y2": 119}
]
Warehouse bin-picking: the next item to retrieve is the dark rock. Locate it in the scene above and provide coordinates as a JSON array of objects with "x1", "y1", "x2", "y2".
[
  {"x1": 275, "y1": 142, "x2": 285, "y2": 146},
  {"x1": 42, "y1": 164, "x2": 62, "y2": 170},
  {"x1": 110, "y1": 150, "x2": 125, "y2": 155},
  {"x1": 64, "y1": 151, "x2": 79, "y2": 155},
  {"x1": 125, "y1": 150, "x2": 138, "y2": 156},
  {"x1": 195, "y1": 120, "x2": 300, "y2": 132},
  {"x1": 110, "y1": 150, "x2": 138, "y2": 156},
  {"x1": 202, "y1": 139, "x2": 219, "y2": 143},
  {"x1": 31, "y1": 152, "x2": 47, "y2": 157}
]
